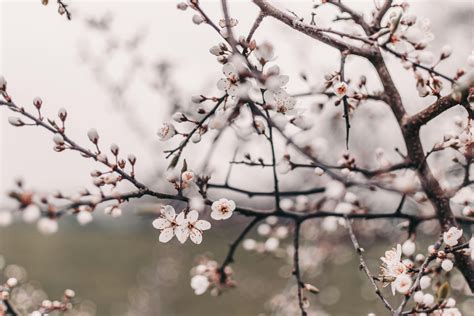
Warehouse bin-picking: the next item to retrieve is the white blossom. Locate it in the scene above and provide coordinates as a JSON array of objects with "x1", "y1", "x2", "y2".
[
  {"x1": 190, "y1": 275, "x2": 209, "y2": 295},
  {"x1": 211, "y1": 198, "x2": 236, "y2": 220},
  {"x1": 422, "y1": 293, "x2": 434, "y2": 306},
  {"x1": 264, "y1": 237, "x2": 279, "y2": 252},
  {"x1": 264, "y1": 88, "x2": 296, "y2": 114},
  {"x1": 414, "y1": 291, "x2": 424, "y2": 303},
  {"x1": 324, "y1": 180, "x2": 346, "y2": 200},
  {"x1": 442, "y1": 308, "x2": 461, "y2": 316},
  {"x1": 152, "y1": 205, "x2": 179, "y2": 243},
  {"x1": 6, "y1": 278, "x2": 18, "y2": 287},
  {"x1": 216, "y1": 63, "x2": 242, "y2": 96},
  {"x1": 314, "y1": 167, "x2": 324, "y2": 176},
  {"x1": 443, "y1": 227, "x2": 463, "y2": 247},
  {"x1": 77, "y1": 211, "x2": 93, "y2": 226},
  {"x1": 333, "y1": 81, "x2": 348, "y2": 98},
  {"x1": 441, "y1": 259, "x2": 453, "y2": 272},
  {"x1": 181, "y1": 170, "x2": 195, "y2": 183},
  {"x1": 257, "y1": 223, "x2": 271, "y2": 236},
  {"x1": 175, "y1": 210, "x2": 211, "y2": 244},
  {"x1": 419, "y1": 275, "x2": 431, "y2": 290},
  {"x1": 22, "y1": 204, "x2": 41, "y2": 223},
  {"x1": 394, "y1": 274, "x2": 412, "y2": 294},
  {"x1": 254, "y1": 42, "x2": 274, "y2": 63},
  {"x1": 243, "y1": 238, "x2": 256, "y2": 251},
  {"x1": 157, "y1": 122, "x2": 176, "y2": 141},
  {"x1": 402, "y1": 239, "x2": 416, "y2": 256},
  {"x1": 37, "y1": 218, "x2": 58, "y2": 235}
]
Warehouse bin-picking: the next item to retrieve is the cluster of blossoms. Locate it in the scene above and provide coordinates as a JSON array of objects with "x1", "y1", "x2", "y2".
[
  {"x1": 1, "y1": 0, "x2": 474, "y2": 314},
  {"x1": 152, "y1": 197, "x2": 236, "y2": 245},
  {"x1": 378, "y1": 227, "x2": 471, "y2": 315},
  {"x1": 152, "y1": 206, "x2": 211, "y2": 244},
  {"x1": 190, "y1": 258, "x2": 235, "y2": 296},
  {"x1": 0, "y1": 268, "x2": 77, "y2": 315},
  {"x1": 242, "y1": 216, "x2": 289, "y2": 254}
]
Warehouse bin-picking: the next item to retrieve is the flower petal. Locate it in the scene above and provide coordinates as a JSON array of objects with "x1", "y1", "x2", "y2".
[
  {"x1": 187, "y1": 210, "x2": 199, "y2": 223},
  {"x1": 217, "y1": 78, "x2": 229, "y2": 91},
  {"x1": 210, "y1": 210, "x2": 224, "y2": 220},
  {"x1": 223, "y1": 63, "x2": 236, "y2": 77},
  {"x1": 159, "y1": 227, "x2": 175, "y2": 243},
  {"x1": 162, "y1": 205, "x2": 176, "y2": 221},
  {"x1": 152, "y1": 218, "x2": 171, "y2": 230},
  {"x1": 175, "y1": 225, "x2": 190, "y2": 243},
  {"x1": 190, "y1": 228, "x2": 203, "y2": 244},
  {"x1": 175, "y1": 212, "x2": 186, "y2": 225},
  {"x1": 194, "y1": 220, "x2": 211, "y2": 231}
]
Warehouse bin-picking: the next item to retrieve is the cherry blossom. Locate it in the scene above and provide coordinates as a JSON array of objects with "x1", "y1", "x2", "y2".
[
  {"x1": 443, "y1": 227, "x2": 463, "y2": 247},
  {"x1": 152, "y1": 205, "x2": 180, "y2": 243},
  {"x1": 190, "y1": 275, "x2": 210, "y2": 295},
  {"x1": 157, "y1": 122, "x2": 176, "y2": 141},
  {"x1": 216, "y1": 63, "x2": 241, "y2": 96},
  {"x1": 263, "y1": 88, "x2": 296, "y2": 114},
  {"x1": 210, "y1": 198, "x2": 236, "y2": 220},
  {"x1": 393, "y1": 273, "x2": 412, "y2": 294},
  {"x1": 175, "y1": 210, "x2": 211, "y2": 244}
]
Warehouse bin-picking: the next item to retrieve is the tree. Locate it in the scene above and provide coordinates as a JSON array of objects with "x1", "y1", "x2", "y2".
[{"x1": 0, "y1": 0, "x2": 473, "y2": 315}]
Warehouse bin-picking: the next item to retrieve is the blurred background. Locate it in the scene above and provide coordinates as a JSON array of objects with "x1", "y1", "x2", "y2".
[{"x1": 0, "y1": 0, "x2": 473, "y2": 315}]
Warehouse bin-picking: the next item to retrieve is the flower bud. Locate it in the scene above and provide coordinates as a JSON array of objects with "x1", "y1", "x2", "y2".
[
  {"x1": 441, "y1": 45, "x2": 452, "y2": 59},
  {"x1": 33, "y1": 97, "x2": 43, "y2": 109},
  {"x1": 58, "y1": 107, "x2": 67, "y2": 121},
  {"x1": 87, "y1": 128, "x2": 99, "y2": 143},
  {"x1": 192, "y1": 15, "x2": 205, "y2": 25},
  {"x1": 0, "y1": 75, "x2": 6, "y2": 91},
  {"x1": 128, "y1": 154, "x2": 136, "y2": 165},
  {"x1": 8, "y1": 116, "x2": 24, "y2": 127},
  {"x1": 176, "y1": 2, "x2": 188, "y2": 10},
  {"x1": 110, "y1": 143, "x2": 119, "y2": 155},
  {"x1": 53, "y1": 133, "x2": 65, "y2": 145}
]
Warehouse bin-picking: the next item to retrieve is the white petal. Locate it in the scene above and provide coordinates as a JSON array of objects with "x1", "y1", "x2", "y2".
[
  {"x1": 152, "y1": 218, "x2": 171, "y2": 230},
  {"x1": 159, "y1": 227, "x2": 175, "y2": 243},
  {"x1": 162, "y1": 205, "x2": 176, "y2": 221},
  {"x1": 278, "y1": 75, "x2": 289, "y2": 86},
  {"x1": 187, "y1": 210, "x2": 199, "y2": 223},
  {"x1": 223, "y1": 63, "x2": 236, "y2": 77},
  {"x1": 211, "y1": 210, "x2": 224, "y2": 220},
  {"x1": 217, "y1": 78, "x2": 229, "y2": 91},
  {"x1": 175, "y1": 226, "x2": 190, "y2": 243},
  {"x1": 190, "y1": 228, "x2": 203, "y2": 244},
  {"x1": 194, "y1": 220, "x2": 211, "y2": 231},
  {"x1": 227, "y1": 85, "x2": 238, "y2": 96},
  {"x1": 175, "y1": 212, "x2": 186, "y2": 225},
  {"x1": 228, "y1": 200, "x2": 236, "y2": 211}
]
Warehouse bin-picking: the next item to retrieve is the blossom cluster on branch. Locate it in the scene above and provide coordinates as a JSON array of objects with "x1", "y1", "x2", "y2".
[{"x1": 0, "y1": 0, "x2": 473, "y2": 314}]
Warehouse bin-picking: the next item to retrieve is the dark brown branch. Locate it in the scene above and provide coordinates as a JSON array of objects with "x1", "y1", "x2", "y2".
[
  {"x1": 373, "y1": 0, "x2": 393, "y2": 30},
  {"x1": 252, "y1": 0, "x2": 373, "y2": 57}
]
